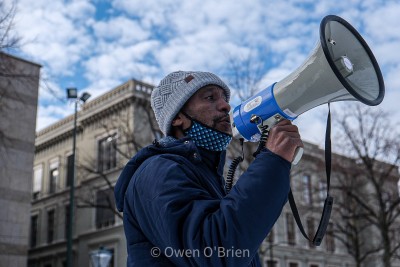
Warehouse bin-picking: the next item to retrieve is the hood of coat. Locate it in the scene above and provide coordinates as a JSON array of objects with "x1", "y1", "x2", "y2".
[{"x1": 114, "y1": 136, "x2": 226, "y2": 212}]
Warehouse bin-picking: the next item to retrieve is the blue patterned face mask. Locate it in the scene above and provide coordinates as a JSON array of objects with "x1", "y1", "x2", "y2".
[{"x1": 183, "y1": 114, "x2": 232, "y2": 151}]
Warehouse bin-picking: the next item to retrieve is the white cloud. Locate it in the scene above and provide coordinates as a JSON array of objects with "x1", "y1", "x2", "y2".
[
  {"x1": 83, "y1": 40, "x2": 160, "y2": 82},
  {"x1": 38, "y1": 74, "x2": 64, "y2": 102},
  {"x1": 374, "y1": 41, "x2": 400, "y2": 67},
  {"x1": 15, "y1": 0, "x2": 94, "y2": 75},
  {"x1": 295, "y1": 106, "x2": 329, "y2": 146},
  {"x1": 83, "y1": 78, "x2": 123, "y2": 99},
  {"x1": 65, "y1": 0, "x2": 96, "y2": 21},
  {"x1": 35, "y1": 103, "x2": 74, "y2": 131},
  {"x1": 362, "y1": 1, "x2": 400, "y2": 41},
  {"x1": 5, "y1": 0, "x2": 398, "y2": 144},
  {"x1": 92, "y1": 16, "x2": 150, "y2": 45},
  {"x1": 111, "y1": 0, "x2": 177, "y2": 29},
  {"x1": 269, "y1": 37, "x2": 304, "y2": 54}
]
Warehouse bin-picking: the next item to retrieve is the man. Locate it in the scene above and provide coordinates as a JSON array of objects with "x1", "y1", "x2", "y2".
[{"x1": 115, "y1": 71, "x2": 303, "y2": 266}]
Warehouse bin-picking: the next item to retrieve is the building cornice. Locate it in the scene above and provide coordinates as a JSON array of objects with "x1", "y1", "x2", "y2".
[
  {"x1": 0, "y1": 52, "x2": 42, "y2": 68},
  {"x1": 35, "y1": 79, "x2": 154, "y2": 151}
]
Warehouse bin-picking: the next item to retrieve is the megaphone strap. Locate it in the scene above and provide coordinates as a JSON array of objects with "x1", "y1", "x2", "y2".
[{"x1": 288, "y1": 103, "x2": 334, "y2": 246}]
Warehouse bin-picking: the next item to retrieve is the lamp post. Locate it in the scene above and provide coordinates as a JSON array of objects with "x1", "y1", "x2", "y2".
[
  {"x1": 90, "y1": 247, "x2": 112, "y2": 267},
  {"x1": 267, "y1": 236, "x2": 274, "y2": 267},
  {"x1": 66, "y1": 88, "x2": 91, "y2": 267}
]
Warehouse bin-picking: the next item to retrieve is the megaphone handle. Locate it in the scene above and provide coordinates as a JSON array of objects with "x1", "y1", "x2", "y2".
[{"x1": 292, "y1": 146, "x2": 304, "y2": 165}]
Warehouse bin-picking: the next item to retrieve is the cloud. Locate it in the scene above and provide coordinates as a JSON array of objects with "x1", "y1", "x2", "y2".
[
  {"x1": 83, "y1": 40, "x2": 160, "y2": 82},
  {"x1": 363, "y1": 2, "x2": 400, "y2": 42},
  {"x1": 35, "y1": 103, "x2": 75, "y2": 131},
  {"x1": 6, "y1": 0, "x2": 399, "y2": 145},
  {"x1": 91, "y1": 16, "x2": 150, "y2": 45},
  {"x1": 15, "y1": 0, "x2": 95, "y2": 75},
  {"x1": 111, "y1": 0, "x2": 177, "y2": 29}
]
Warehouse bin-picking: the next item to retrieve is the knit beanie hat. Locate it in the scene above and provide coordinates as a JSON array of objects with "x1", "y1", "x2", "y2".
[{"x1": 151, "y1": 71, "x2": 231, "y2": 136}]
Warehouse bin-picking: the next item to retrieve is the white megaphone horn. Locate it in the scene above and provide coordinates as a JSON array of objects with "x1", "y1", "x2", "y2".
[{"x1": 230, "y1": 15, "x2": 385, "y2": 164}]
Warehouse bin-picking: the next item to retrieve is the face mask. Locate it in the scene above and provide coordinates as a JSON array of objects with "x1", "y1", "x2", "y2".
[{"x1": 182, "y1": 113, "x2": 232, "y2": 151}]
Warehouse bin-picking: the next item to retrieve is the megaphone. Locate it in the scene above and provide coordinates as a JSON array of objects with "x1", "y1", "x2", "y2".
[{"x1": 230, "y1": 15, "x2": 385, "y2": 164}]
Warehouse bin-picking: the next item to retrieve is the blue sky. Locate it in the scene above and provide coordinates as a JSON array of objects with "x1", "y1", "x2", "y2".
[{"x1": 5, "y1": 0, "x2": 400, "y2": 146}]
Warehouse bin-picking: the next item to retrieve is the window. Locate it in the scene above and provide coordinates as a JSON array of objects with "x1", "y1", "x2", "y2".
[
  {"x1": 96, "y1": 189, "x2": 115, "y2": 229},
  {"x1": 310, "y1": 264, "x2": 319, "y2": 267},
  {"x1": 108, "y1": 248, "x2": 115, "y2": 267},
  {"x1": 49, "y1": 168, "x2": 58, "y2": 194},
  {"x1": 49, "y1": 160, "x2": 59, "y2": 194},
  {"x1": 28, "y1": 259, "x2": 39, "y2": 267},
  {"x1": 47, "y1": 209, "x2": 55, "y2": 243},
  {"x1": 66, "y1": 154, "x2": 74, "y2": 187},
  {"x1": 289, "y1": 263, "x2": 299, "y2": 267},
  {"x1": 98, "y1": 134, "x2": 117, "y2": 172},
  {"x1": 30, "y1": 215, "x2": 38, "y2": 248},
  {"x1": 286, "y1": 213, "x2": 296, "y2": 245},
  {"x1": 302, "y1": 174, "x2": 312, "y2": 205},
  {"x1": 307, "y1": 217, "x2": 315, "y2": 248},
  {"x1": 325, "y1": 223, "x2": 335, "y2": 252},
  {"x1": 266, "y1": 260, "x2": 278, "y2": 267},
  {"x1": 33, "y1": 165, "x2": 43, "y2": 199},
  {"x1": 319, "y1": 180, "x2": 327, "y2": 206}
]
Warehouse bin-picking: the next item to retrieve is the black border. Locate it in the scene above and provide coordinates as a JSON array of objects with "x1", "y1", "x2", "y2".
[{"x1": 320, "y1": 15, "x2": 385, "y2": 106}]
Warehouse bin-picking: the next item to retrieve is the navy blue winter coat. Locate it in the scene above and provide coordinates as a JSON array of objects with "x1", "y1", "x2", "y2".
[{"x1": 114, "y1": 136, "x2": 291, "y2": 266}]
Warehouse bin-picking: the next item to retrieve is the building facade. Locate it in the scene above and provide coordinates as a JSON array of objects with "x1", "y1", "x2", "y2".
[
  {"x1": 28, "y1": 78, "x2": 399, "y2": 267},
  {"x1": 0, "y1": 52, "x2": 41, "y2": 267},
  {"x1": 29, "y1": 80, "x2": 157, "y2": 267}
]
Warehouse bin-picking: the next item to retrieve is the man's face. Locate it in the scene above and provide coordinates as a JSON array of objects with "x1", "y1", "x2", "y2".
[{"x1": 182, "y1": 85, "x2": 232, "y2": 135}]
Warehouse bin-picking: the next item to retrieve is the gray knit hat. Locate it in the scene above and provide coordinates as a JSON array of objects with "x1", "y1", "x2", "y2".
[{"x1": 151, "y1": 71, "x2": 231, "y2": 136}]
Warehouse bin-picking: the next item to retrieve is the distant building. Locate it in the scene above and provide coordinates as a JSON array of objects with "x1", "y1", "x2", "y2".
[
  {"x1": 28, "y1": 78, "x2": 399, "y2": 267},
  {"x1": 29, "y1": 80, "x2": 157, "y2": 267},
  {"x1": 0, "y1": 52, "x2": 41, "y2": 267}
]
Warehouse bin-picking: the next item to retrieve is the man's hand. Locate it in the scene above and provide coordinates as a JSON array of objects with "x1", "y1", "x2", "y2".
[{"x1": 266, "y1": 119, "x2": 304, "y2": 163}]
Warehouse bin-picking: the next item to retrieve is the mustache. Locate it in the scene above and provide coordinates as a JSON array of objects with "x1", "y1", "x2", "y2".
[{"x1": 212, "y1": 114, "x2": 230, "y2": 127}]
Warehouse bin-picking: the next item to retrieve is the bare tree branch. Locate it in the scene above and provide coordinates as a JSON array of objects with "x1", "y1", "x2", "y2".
[
  {"x1": 333, "y1": 103, "x2": 400, "y2": 267},
  {"x1": 0, "y1": 1, "x2": 20, "y2": 52}
]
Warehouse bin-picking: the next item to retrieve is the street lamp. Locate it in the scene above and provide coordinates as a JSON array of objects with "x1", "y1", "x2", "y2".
[
  {"x1": 90, "y1": 247, "x2": 112, "y2": 267},
  {"x1": 66, "y1": 88, "x2": 91, "y2": 267}
]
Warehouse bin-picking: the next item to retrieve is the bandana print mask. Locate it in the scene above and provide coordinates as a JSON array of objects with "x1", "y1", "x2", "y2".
[{"x1": 183, "y1": 114, "x2": 232, "y2": 151}]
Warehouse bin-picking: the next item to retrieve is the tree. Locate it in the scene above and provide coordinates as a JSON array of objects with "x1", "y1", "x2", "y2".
[
  {"x1": 0, "y1": 1, "x2": 19, "y2": 52},
  {"x1": 0, "y1": 1, "x2": 39, "y2": 158},
  {"x1": 332, "y1": 104, "x2": 400, "y2": 267},
  {"x1": 332, "y1": 157, "x2": 382, "y2": 267},
  {"x1": 75, "y1": 95, "x2": 161, "y2": 220},
  {"x1": 224, "y1": 50, "x2": 266, "y2": 102},
  {"x1": 223, "y1": 50, "x2": 268, "y2": 186}
]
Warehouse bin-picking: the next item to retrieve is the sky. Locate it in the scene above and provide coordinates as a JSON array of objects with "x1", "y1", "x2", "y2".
[{"x1": 4, "y1": 0, "x2": 400, "y2": 147}]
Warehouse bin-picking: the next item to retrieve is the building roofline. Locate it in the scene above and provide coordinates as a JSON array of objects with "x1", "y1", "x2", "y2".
[
  {"x1": 0, "y1": 51, "x2": 42, "y2": 68},
  {"x1": 35, "y1": 79, "x2": 154, "y2": 147}
]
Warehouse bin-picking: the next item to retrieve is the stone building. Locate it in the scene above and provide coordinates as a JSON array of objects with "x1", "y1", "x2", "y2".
[
  {"x1": 28, "y1": 78, "x2": 399, "y2": 267},
  {"x1": 29, "y1": 80, "x2": 157, "y2": 267},
  {"x1": 0, "y1": 52, "x2": 41, "y2": 267}
]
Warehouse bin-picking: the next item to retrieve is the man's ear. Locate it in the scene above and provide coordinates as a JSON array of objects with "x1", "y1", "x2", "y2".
[
  {"x1": 170, "y1": 112, "x2": 190, "y2": 139},
  {"x1": 171, "y1": 112, "x2": 185, "y2": 127}
]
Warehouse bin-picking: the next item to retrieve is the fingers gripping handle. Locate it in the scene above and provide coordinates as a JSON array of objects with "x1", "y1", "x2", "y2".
[{"x1": 253, "y1": 115, "x2": 304, "y2": 165}]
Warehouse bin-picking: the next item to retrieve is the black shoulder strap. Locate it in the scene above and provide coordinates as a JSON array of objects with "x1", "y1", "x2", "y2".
[{"x1": 288, "y1": 103, "x2": 334, "y2": 246}]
